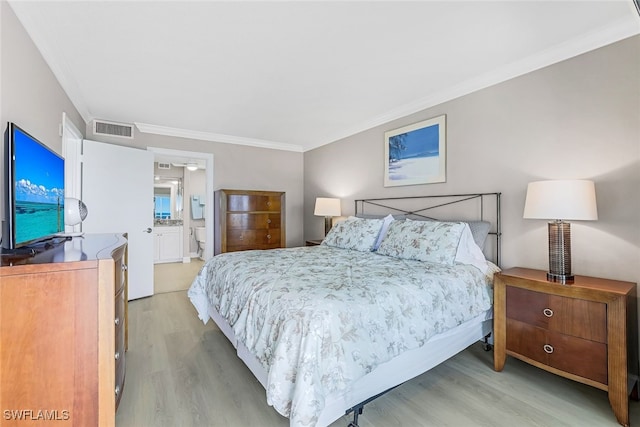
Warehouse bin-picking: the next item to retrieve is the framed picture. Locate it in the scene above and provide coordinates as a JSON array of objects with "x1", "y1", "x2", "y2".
[{"x1": 384, "y1": 115, "x2": 446, "y2": 187}]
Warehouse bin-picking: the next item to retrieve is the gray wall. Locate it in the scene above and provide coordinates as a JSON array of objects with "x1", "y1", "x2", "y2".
[
  {"x1": 0, "y1": 1, "x2": 86, "y2": 241},
  {"x1": 304, "y1": 35, "x2": 640, "y2": 286},
  {"x1": 86, "y1": 129, "x2": 305, "y2": 248},
  {"x1": 0, "y1": 2, "x2": 85, "y2": 151}
]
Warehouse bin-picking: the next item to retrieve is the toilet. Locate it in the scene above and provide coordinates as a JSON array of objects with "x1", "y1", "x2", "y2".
[{"x1": 195, "y1": 226, "x2": 206, "y2": 258}]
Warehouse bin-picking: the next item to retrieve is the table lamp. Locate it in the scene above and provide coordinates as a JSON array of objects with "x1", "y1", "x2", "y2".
[
  {"x1": 314, "y1": 197, "x2": 341, "y2": 236},
  {"x1": 523, "y1": 180, "x2": 597, "y2": 284}
]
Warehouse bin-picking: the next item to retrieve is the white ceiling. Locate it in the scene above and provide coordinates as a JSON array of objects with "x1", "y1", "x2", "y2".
[{"x1": 9, "y1": 1, "x2": 639, "y2": 152}]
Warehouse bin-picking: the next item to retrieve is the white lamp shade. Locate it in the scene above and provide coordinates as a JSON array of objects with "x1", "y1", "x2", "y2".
[
  {"x1": 523, "y1": 180, "x2": 598, "y2": 221},
  {"x1": 64, "y1": 197, "x2": 88, "y2": 226},
  {"x1": 314, "y1": 197, "x2": 341, "y2": 217}
]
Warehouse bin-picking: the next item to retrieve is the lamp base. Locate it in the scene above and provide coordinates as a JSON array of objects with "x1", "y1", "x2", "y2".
[
  {"x1": 546, "y1": 272, "x2": 574, "y2": 285},
  {"x1": 547, "y1": 221, "x2": 573, "y2": 285},
  {"x1": 324, "y1": 217, "x2": 333, "y2": 236}
]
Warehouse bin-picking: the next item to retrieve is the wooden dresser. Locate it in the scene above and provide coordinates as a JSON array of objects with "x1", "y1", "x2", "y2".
[
  {"x1": 0, "y1": 234, "x2": 128, "y2": 426},
  {"x1": 494, "y1": 267, "x2": 638, "y2": 427},
  {"x1": 214, "y1": 189, "x2": 285, "y2": 254}
]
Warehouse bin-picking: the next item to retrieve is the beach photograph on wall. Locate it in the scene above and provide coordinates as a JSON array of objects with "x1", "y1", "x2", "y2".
[{"x1": 384, "y1": 115, "x2": 446, "y2": 187}]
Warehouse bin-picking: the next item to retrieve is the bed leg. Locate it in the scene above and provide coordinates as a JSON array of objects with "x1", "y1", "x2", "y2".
[
  {"x1": 344, "y1": 385, "x2": 398, "y2": 426},
  {"x1": 483, "y1": 332, "x2": 493, "y2": 351},
  {"x1": 347, "y1": 406, "x2": 363, "y2": 427}
]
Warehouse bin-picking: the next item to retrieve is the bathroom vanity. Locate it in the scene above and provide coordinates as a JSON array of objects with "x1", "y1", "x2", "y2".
[{"x1": 153, "y1": 224, "x2": 184, "y2": 263}]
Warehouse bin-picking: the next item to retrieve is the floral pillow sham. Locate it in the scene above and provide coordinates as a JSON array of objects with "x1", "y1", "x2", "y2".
[
  {"x1": 321, "y1": 216, "x2": 384, "y2": 252},
  {"x1": 376, "y1": 218, "x2": 466, "y2": 265}
]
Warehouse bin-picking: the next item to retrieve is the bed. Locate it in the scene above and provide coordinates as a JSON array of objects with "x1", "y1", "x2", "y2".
[{"x1": 188, "y1": 193, "x2": 501, "y2": 427}]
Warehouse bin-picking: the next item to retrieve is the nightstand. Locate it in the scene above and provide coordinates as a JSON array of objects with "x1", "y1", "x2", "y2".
[
  {"x1": 494, "y1": 267, "x2": 638, "y2": 427},
  {"x1": 305, "y1": 239, "x2": 323, "y2": 246}
]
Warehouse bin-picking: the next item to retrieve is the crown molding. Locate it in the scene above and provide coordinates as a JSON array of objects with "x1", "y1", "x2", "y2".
[{"x1": 135, "y1": 122, "x2": 304, "y2": 153}]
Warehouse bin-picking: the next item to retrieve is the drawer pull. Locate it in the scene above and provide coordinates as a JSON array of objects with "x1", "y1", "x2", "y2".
[
  {"x1": 115, "y1": 385, "x2": 120, "y2": 396},
  {"x1": 115, "y1": 351, "x2": 120, "y2": 360},
  {"x1": 266, "y1": 234, "x2": 271, "y2": 239},
  {"x1": 267, "y1": 219, "x2": 271, "y2": 224},
  {"x1": 543, "y1": 308, "x2": 554, "y2": 317},
  {"x1": 115, "y1": 317, "x2": 120, "y2": 326},
  {"x1": 543, "y1": 344, "x2": 554, "y2": 354},
  {"x1": 122, "y1": 264, "x2": 128, "y2": 271}
]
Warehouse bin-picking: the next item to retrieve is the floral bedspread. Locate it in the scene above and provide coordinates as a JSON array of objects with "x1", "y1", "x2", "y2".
[{"x1": 188, "y1": 246, "x2": 495, "y2": 427}]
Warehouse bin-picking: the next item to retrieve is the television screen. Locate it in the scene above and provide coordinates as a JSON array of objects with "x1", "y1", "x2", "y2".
[{"x1": 3, "y1": 123, "x2": 65, "y2": 249}]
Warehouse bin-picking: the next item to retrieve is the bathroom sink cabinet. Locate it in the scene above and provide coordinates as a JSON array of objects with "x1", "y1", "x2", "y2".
[{"x1": 153, "y1": 226, "x2": 183, "y2": 263}]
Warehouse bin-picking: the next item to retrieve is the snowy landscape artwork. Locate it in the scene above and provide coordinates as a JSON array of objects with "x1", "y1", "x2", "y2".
[{"x1": 384, "y1": 115, "x2": 446, "y2": 187}]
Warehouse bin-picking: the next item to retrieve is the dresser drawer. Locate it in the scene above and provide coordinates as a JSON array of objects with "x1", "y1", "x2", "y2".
[
  {"x1": 227, "y1": 213, "x2": 281, "y2": 230},
  {"x1": 227, "y1": 194, "x2": 281, "y2": 212},
  {"x1": 506, "y1": 286, "x2": 606, "y2": 343},
  {"x1": 114, "y1": 347, "x2": 125, "y2": 409},
  {"x1": 507, "y1": 319, "x2": 608, "y2": 384},
  {"x1": 114, "y1": 286, "x2": 126, "y2": 409},
  {"x1": 227, "y1": 229, "x2": 281, "y2": 248}
]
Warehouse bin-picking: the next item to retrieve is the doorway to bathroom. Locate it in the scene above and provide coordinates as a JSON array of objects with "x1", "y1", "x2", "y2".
[{"x1": 147, "y1": 147, "x2": 214, "y2": 294}]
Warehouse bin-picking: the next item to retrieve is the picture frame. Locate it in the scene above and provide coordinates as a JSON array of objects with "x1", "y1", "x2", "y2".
[{"x1": 384, "y1": 115, "x2": 446, "y2": 187}]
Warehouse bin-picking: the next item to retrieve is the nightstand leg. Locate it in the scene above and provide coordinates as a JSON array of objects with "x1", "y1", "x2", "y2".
[
  {"x1": 493, "y1": 279, "x2": 506, "y2": 372},
  {"x1": 608, "y1": 297, "x2": 629, "y2": 427}
]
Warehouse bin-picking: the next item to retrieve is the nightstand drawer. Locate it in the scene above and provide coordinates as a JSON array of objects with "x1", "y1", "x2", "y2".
[
  {"x1": 506, "y1": 286, "x2": 606, "y2": 343},
  {"x1": 507, "y1": 319, "x2": 608, "y2": 384}
]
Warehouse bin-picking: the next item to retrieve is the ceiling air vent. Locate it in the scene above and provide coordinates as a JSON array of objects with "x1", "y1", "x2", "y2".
[
  {"x1": 93, "y1": 120, "x2": 134, "y2": 139},
  {"x1": 157, "y1": 162, "x2": 171, "y2": 170}
]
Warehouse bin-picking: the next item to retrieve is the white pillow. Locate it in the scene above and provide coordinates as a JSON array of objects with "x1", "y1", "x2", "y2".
[
  {"x1": 372, "y1": 214, "x2": 395, "y2": 251},
  {"x1": 454, "y1": 223, "x2": 489, "y2": 274}
]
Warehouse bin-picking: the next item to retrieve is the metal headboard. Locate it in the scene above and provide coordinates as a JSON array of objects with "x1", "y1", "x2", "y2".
[{"x1": 355, "y1": 193, "x2": 502, "y2": 267}]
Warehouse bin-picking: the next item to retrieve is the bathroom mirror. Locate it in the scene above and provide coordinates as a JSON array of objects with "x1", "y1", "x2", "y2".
[{"x1": 154, "y1": 177, "x2": 183, "y2": 220}]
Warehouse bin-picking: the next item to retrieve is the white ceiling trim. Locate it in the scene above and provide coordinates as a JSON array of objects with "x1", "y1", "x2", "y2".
[
  {"x1": 308, "y1": 15, "x2": 640, "y2": 151},
  {"x1": 135, "y1": 122, "x2": 304, "y2": 153}
]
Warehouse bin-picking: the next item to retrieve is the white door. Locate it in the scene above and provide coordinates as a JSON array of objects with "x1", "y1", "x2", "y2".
[{"x1": 82, "y1": 139, "x2": 154, "y2": 300}]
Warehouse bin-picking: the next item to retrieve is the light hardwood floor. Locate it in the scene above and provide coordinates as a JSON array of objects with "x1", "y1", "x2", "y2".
[
  {"x1": 116, "y1": 290, "x2": 640, "y2": 427},
  {"x1": 154, "y1": 259, "x2": 205, "y2": 294}
]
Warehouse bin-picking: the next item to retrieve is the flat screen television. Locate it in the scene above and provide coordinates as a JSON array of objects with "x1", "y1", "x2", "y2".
[{"x1": 2, "y1": 122, "x2": 65, "y2": 251}]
